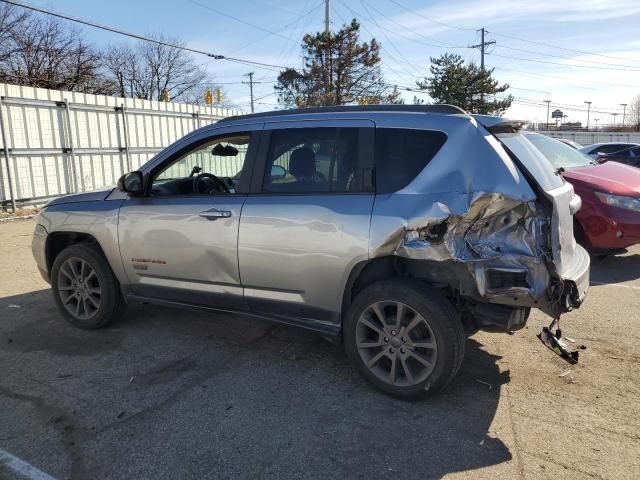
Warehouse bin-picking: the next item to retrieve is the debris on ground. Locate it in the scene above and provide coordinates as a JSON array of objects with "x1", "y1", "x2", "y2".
[
  {"x1": 564, "y1": 337, "x2": 576, "y2": 343},
  {"x1": 538, "y1": 318, "x2": 580, "y2": 364},
  {"x1": 558, "y1": 371, "x2": 571, "y2": 377},
  {"x1": 7, "y1": 304, "x2": 21, "y2": 309},
  {"x1": 116, "y1": 411, "x2": 126, "y2": 419},
  {"x1": 475, "y1": 379, "x2": 493, "y2": 391}
]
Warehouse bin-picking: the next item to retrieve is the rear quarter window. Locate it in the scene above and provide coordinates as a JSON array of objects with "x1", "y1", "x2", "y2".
[{"x1": 375, "y1": 128, "x2": 447, "y2": 193}]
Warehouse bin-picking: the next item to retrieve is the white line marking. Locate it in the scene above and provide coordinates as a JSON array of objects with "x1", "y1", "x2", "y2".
[
  {"x1": 590, "y1": 280, "x2": 640, "y2": 290},
  {"x1": 0, "y1": 449, "x2": 57, "y2": 480}
]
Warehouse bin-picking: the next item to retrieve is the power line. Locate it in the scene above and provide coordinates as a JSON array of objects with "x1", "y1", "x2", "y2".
[
  {"x1": 487, "y1": 29, "x2": 640, "y2": 66},
  {"x1": 0, "y1": 0, "x2": 290, "y2": 71},
  {"x1": 385, "y1": 0, "x2": 474, "y2": 32},
  {"x1": 226, "y1": 1, "x2": 323, "y2": 55},
  {"x1": 488, "y1": 51, "x2": 640, "y2": 72},
  {"x1": 361, "y1": 0, "x2": 467, "y2": 49},
  {"x1": 494, "y1": 43, "x2": 640, "y2": 70},
  {"x1": 492, "y1": 65, "x2": 640, "y2": 90},
  {"x1": 187, "y1": 0, "x2": 294, "y2": 42}
]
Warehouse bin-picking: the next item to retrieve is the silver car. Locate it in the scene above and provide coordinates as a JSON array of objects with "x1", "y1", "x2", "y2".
[{"x1": 32, "y1": 105, "x2": 590, "y2": 397}]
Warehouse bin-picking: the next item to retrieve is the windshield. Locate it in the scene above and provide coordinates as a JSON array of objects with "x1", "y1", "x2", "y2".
[{"x1": 524, "y1": 133, "x2": 594, "y2": 169}]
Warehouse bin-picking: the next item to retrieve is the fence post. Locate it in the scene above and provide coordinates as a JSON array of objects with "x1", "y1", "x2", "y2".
[
  {"x1": 119, "y1": 104, "x2": 132, "y2": 171},
  {"x1": 0, "y1": 96, "x2": 17, "y2": 212},
  {"x1": 62, "y1": 99, "x2": 82, "y2": 192}
]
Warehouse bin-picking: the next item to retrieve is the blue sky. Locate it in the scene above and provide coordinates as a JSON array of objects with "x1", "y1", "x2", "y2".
[{"x1": 24, "y1": 0, "x2": 640, "y2": 125}]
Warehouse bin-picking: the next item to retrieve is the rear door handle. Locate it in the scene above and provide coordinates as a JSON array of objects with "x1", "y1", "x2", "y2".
[{"x1": 199, "y1": 208, "x2": 232, "y2": 220}]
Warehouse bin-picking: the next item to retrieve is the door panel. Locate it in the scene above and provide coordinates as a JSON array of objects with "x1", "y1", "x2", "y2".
[
  {"x1": 239, "y1": 195, "x2": 374, "y2": 322},
  {"x1": 238, "y1": 120, "x2": 375, "y2": 325},
  {"x1": 119, "y1": 196, "x2": 247, "y2": 310}
]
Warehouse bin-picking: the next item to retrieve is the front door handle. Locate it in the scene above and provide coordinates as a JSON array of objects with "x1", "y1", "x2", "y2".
[{"x1": 199, "y1": 208, "x2": 232, "y2": 220}]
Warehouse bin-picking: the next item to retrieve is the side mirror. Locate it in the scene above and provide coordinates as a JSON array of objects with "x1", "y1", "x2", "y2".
[
  {"x1": 270, "y1": 164, "x2": 286, "y2": 180},
  {"x1": 117, "y1": 171, "x2": 144, "y2": 195}
]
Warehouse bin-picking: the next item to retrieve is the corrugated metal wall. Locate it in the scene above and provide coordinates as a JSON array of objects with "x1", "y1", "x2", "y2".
[{"x1": 0, "y1": 83, "x2": 243, "y2": 206}]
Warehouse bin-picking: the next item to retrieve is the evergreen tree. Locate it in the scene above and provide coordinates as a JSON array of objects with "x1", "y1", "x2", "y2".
[
  {"x1": 275, "y1": 19, "x2": 401, "y2": 108},
  {"x1": 417, "y1": 53, "x2": 512, "y2": 115}
]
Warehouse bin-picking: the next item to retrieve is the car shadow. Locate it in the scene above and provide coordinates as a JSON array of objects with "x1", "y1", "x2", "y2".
[
  {"x1": 1, "y1": 290, "x2": 512, "y2": 479},
  {"x1": 590, "y1": 252, "x2": 640, "y2": 284}
]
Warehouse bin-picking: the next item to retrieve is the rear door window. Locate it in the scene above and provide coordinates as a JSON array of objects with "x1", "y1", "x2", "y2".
[{"x1": 375, "y1": 128, "x2": 447, "y2": 193}]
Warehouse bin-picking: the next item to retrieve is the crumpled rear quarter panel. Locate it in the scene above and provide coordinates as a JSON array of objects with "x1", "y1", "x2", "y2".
[{"x1": 370, "y1": 115, "x2": 552, "y2": 309}]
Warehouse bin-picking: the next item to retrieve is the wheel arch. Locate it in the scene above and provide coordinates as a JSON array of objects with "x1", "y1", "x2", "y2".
[
  {"x1": 341, "y1": 256, "x2": 400, "y2": 324},
  {"x1": 46, "y1": 231, "x2": 108, "y2": 273}
]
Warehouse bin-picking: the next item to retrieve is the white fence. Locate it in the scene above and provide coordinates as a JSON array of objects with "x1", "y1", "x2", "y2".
[
  {"x1": 0, "y1": 83, "x2": 243, "y2": 208},
  {"x1": 539, "y1": 130, "x2": 640, "y2": 146}
]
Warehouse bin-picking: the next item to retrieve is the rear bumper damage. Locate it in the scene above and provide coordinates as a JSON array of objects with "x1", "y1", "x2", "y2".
[{"x1": 373, "y1": 191, "x2": 589, "y2": 322}]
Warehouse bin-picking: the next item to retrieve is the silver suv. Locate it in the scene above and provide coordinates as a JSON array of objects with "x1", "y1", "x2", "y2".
[{"x1": 32, "y1": 105, "x2": 590, "y2": 397}]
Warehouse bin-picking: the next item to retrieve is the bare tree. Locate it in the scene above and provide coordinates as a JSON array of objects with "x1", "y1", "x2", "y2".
[
  {"x1": 628, "y1": 94, "x2": 640, "y2": 132},
  {"x1": 102, "y1": 34, "x2": 218, "y2": 104},
  {"x1": 0, "y1": 4, "x2": 28, "y2": 63},
  {"x1": 0, "y1": 7, "x2": 106, "y2": 93}
]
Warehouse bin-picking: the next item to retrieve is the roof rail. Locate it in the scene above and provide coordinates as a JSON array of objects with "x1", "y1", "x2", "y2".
[{"x1": 216, "y1": 104, "x2": 466, "y2": 123}]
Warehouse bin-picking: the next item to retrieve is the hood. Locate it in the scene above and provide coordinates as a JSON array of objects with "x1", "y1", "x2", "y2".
[
  {"x1": 45, "y1": 188, "x2": 115, "y2": 207},
  {"x1": 561, "y1": 162, "x2": 640, "y2": 196}
]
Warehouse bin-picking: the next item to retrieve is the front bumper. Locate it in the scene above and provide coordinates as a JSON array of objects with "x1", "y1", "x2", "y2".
[
  {"x1": 31, "y1": 223, "x2": 50, "y2": 284},
  {"x1": 579, "y1": 204, "x2": 640, "y2": 251}
]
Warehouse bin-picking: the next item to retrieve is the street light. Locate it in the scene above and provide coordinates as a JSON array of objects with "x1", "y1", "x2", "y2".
[
  {"x1": 612, "y1": 113, "x2": 619, "y2": 126},
  {"x1": 584, "y1": 101, "x2": 592, "y2": 129},
  {"x1": 544, "y1": 100, "x2": 551, "y2": 129},
  {"x1": 620, "y1": 103, "x2": 627, "y2": 128},
  {"x1": 594, "y1": 118, "x2": 600, "y2": 129}
]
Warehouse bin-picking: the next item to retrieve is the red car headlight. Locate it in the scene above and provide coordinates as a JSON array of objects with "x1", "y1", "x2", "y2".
[{"x1": 594, "y1": 192, "x2": 640, "y2": 213}]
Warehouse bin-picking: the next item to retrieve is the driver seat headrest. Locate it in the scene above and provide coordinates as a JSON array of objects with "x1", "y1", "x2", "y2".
[{"x1": 289, "y1": 147, "x2": 316, "y2": 178}]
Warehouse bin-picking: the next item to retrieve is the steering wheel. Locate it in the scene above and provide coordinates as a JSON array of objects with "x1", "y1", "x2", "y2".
[{"x1": 193, "y1": 173, "x2": 230, "y2": 194}]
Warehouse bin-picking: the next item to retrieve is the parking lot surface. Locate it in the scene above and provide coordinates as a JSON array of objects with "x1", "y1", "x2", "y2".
[{"x1": 1, "y1": 218, "x2": 639, "y2": 479}]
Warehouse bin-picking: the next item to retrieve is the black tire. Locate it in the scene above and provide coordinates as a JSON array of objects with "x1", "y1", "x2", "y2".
[
  {"x1": 343, "y1": 279, "x2": 466, "y2": 398},
  {"x1": 51, "y1": 243, "x2": 126, "y2": 329}
]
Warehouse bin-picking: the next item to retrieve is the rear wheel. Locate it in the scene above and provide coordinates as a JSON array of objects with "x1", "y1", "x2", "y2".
[
  {"x1": 343, "y1": 279, "x2": 465, "y2": 398},
  {"x1": 51, "y1": 244, "x2": 126, "y2": 329}
]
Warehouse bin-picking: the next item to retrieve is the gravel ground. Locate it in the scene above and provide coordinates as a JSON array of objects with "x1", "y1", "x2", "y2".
[{"x1": 1, "y1": 218, "x2": 639, "y2": 480}]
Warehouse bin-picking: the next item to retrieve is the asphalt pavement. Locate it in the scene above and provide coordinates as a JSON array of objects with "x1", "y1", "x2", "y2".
[{"x1": 1, "y1": 219, "x2": 639, "y2": 479}]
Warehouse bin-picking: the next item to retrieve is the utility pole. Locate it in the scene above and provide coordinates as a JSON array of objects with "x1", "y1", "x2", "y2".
[
  {"x1": 243, "y1": 72, "x2": 255, "y2": 113},
  {"x1": 544, "y1": 100, "x2": 551, "y2": 129},
  {"x1": 324, "y1": 0, "x2": 330, "y2": 34},
  {"x1": 584, "y1": 101, "x2": 592, "y2": 129},
  {"x1": 620, "y1": 103, "x2": 627, "y2": 128},
  {"x1": 468, "y1": 27, "x2": 495, "y2": 105},
  {"x1": 469, "y1": 27, "x2": 495, "y2": 71},
  {"x1": 612, "y1": 112, "x2": 619, "y2": 126}
]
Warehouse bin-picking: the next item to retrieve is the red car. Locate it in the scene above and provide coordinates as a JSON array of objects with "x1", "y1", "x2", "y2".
[{"x1": 521, "y1": 133, "x2": 640, "y2": 253}]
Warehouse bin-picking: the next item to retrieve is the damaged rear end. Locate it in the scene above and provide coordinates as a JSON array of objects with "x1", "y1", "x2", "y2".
[{"x1": 369, "y1": 113, "x2": 589, "y2": 335}]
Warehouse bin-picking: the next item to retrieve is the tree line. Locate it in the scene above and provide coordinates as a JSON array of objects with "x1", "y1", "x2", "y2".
[
  {"x1": 0, "y1": 4, "x2": 220, "y2": 104},
  {"x1": 8, "y1": 3, "x2": 635, "y2": 127}
]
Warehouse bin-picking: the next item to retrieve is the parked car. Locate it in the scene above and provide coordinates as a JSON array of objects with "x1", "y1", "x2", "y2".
[
  {"x1": 32, "y1": 105, "x2": 589, "y2": 398},
  {"x1": 580, "y1": 142, "x2": 640, "y2": 167},
  {"x1": 555, "y1": 138, "x2": 582, "y2": 150},
  {"x1": 525, "y1": 134, "x2": 640, "y2": 253}
]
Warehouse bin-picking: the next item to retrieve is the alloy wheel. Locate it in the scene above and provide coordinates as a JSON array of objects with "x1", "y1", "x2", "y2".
[
  {"x1": 57, "y1": 257, "x2": 102, "y2": 320},
  {"x1": 355, "y1": 301, "x2": 438, "y2": 387}
]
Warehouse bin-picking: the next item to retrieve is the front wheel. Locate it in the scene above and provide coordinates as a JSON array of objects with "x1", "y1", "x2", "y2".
[
  {"x1": 51, "y1": 243, "x2": 126, "y2": 329},
  {"x1": 343, "y1": 279, "x2": 466, "y2": 398}
]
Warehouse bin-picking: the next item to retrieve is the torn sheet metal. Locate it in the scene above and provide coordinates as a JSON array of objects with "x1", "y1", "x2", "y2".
[
  {"x1": 538, "y1": 318, "x2": 579, "y2": 365},
  {"x1": 372, "y1": 191, "x2": 552, "y2": 309}
]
